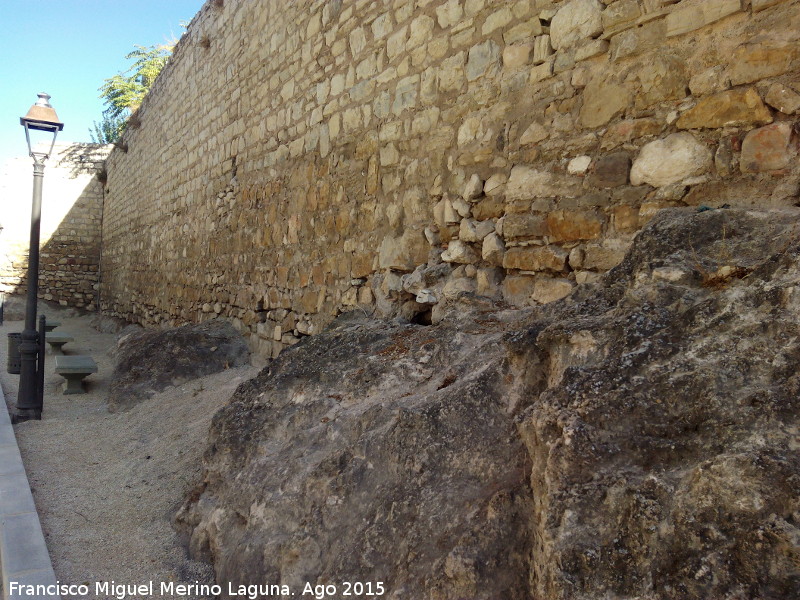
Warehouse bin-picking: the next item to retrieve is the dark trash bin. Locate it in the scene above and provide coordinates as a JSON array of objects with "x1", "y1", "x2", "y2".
[{"x1": 7, "y1": 332, "x2": 21, "y2": 374}]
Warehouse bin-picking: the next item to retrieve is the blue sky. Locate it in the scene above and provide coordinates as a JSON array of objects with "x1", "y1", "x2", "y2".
[{"x1": 0, "y1": 0, "x2": 205, "y2": 167}]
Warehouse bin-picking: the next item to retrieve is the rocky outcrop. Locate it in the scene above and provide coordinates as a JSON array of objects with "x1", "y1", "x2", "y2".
[
  {"x1": 177, "y1": 208, "x2": 800, "y2": 599},
  {"x1": 108, "y1": 319, "x2": 249, "y2": 411}
]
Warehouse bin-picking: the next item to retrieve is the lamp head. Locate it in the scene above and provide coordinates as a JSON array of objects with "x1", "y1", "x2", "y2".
[
  {"x1": 21, "y1": 93, "x2": 64, "y2": 132},
  {"x1": 20, "y1": 93, "x2": 64, "y2": 160}
]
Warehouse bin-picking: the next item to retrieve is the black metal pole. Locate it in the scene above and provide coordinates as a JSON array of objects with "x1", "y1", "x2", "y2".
[
  {"x1": 15, "y1": 157, "x2": 45, "y2": 422},
  {"x1": 37, "y1": 314, "x2": 46, "y2": 411}
]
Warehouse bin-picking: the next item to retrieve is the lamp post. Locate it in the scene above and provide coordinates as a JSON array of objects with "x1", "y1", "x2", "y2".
[{"x1": 14, "y1": 93, "x2": 63, "y2": 422}]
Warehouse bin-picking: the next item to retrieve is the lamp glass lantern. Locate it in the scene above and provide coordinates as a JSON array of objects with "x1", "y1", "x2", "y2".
[{"x1": 20, "y1": 92, "x2": 64, "y2": 160}]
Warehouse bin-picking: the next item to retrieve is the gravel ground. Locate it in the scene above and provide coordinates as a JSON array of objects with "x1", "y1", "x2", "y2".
[{"x1": 0, "y1": 299, "x2": 259, "y2": 599}]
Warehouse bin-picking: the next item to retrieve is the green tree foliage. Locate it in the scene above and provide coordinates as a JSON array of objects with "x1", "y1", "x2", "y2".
[
  {"x1": 90, "y1": 44, "x2": 173, "y2": 143},
  {"x1": 89, "y1": 114, "x2": 128, "y2": 144}
]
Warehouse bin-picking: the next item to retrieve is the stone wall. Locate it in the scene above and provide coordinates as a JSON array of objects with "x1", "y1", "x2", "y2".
[
  {"x1": 101, "y1": 0, "x2": 800, "y2": 358},
  {"x1": 0, "y1": 143, "x2": 110, "y2": 310}
]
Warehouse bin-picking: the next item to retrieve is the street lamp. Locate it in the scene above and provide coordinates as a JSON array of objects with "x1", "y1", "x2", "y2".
[{"x1": 14, "y1": 93, "x2": 63, "y2": 422}]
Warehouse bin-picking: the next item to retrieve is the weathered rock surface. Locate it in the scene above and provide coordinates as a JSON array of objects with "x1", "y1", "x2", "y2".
[
  {"x1": 178, "y1": 208, "x2": 800, "y2": 599},
  {"x1": 89, "y1": 314, "x2": 131, "y2": 334},
  {"x1": 108, "y1": 319, "x2": 249, "y2": 411}
]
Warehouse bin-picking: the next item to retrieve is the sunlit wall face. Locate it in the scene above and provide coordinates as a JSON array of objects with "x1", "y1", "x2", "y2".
[{"x1": 0, "y1": 142, "x2": 110, "y2": 308}]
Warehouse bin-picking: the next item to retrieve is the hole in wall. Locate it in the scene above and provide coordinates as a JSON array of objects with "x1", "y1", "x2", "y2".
[
  {"x1": 411, "y1": 309, "x2": 432, "y2": 326},
  {"x1": 256, "y1": 299, "x2": 267, "y2": 323}
]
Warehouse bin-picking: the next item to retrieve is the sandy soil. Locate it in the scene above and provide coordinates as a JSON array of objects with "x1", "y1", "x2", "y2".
[{"x1": 0, "y1": 299, "x2": 259, "y2": 599}]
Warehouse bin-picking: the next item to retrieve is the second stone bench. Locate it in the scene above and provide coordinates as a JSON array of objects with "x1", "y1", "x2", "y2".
[
  {"x1": 45, "y1": 332, "x2": 74, "y2": 355},
  {"x1": 54, "y1": 355, "x2": 97, "y2": 395}
]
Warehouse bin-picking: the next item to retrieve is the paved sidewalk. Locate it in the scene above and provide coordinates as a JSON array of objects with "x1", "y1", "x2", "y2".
[{"x1": 0, "y1": 383, "x2": 60, "y2": 600}]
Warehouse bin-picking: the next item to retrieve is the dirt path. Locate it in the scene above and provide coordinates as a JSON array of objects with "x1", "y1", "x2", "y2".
[{"x1": 0, "y1": 299, "x2": 259, "y2": 598}]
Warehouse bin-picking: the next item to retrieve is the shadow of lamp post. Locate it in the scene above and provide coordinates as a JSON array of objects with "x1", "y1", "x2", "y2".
[{"x1": 13, "y1": 93, "x2": 64, "y2": 422}]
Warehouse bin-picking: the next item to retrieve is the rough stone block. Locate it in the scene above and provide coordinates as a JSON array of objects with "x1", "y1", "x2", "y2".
[
  {"x1": 609, "y1": 19, "x2": 665, "y2": 61},
  {"x1": 550, "y1": 0, "x2": 603, "y2": 50},
  {"x1": 601, "y1": 118, "x2": 662, "y2": 150},
  {"x1": 532, "y1": 35, "x2": 553, "y2": 65},
  {"x1": 567, "y1": 155, "x2": 592, "y2": 175},
  {"x1": 387, "y1": 26, "x2": 408, "y2": 60},
  {"x1": 688, "y1": 65, "x2": 729, "y2": 97},
  {"x1": 379, "y1": 235, "x2": 414, "y2": 271},
  {"x1": 441, "y1": 240, "x2": 479, "y2": 264},
  {"x1": 630, "y1": 133, "x2": 713, "y2": 187},
  {"x1": 582, "y1": 244, "x2": 627, "y2": 270},
  {"x1": 483, "y1": 7, "x2": 513, "y2": 35},
  {"x1": 665, "y1": 0, "x2": 741, "y2": 38},
  {"x1": 476, "y1": 267, "x2": 504, "y2": 298},
  {"x1": 504, "y1": 18, "x2": 543, "y2": 44},
  {"x1": 466, "y1": 40, "x2": 501, "y2": 81},
  {"x1": 554, "y1": 50, "x2": 576, "y2": 74},
  {"x1": 764, "y1": 83, "x2": 800, "y2": 115},
  {"x1": 502, "y1": 274, "x2": 536, "y2": 305},
  {"x1": 436, "y1": 0, "x2": 463, "y2": 28},
  {"x1": 409, "y1": 15, "x2": 435, "y2": 49},
  {"x1": 503, "y1": 245, "x2": 568, "y2": 272},
  {"x1": 575, "y1": 39, "x2": 609, "y2": 61},
  {"x1": 579, "y1": 77, "x2": 631, "y2": 128},
  {"x1": 547, "y1": 210, "x2": 605, "y2": 242},
  {"x1": 502, "y1": 214, "x2": 547, "y2": 239},
  {"x1": 533, "y1": 276, "x2": 574, "y2": 303},
  {"x1": 740, "y1": 122, "x2": 793, "y2": 174},
  {"x1": 613, "y1": 205, "x2": 640, "y2": 233},
  {"x1": 752, "y1": 0, "x2": 789, "y2": 10},
  {"x1": 473, "y1": 197, "x2": 505, "y2": 220},
  {"x1": 349, "y1": 27, "x2": 367, "y2": 56},
  {"x1": 503, "y1": 44, "x2": 533, "y2": 69},
  {"x1": 530, "y1": 57, "x2": 555, "y2": 82},
  {"x1": 459, "y1": 218, "x2": 495, "y2": 242},
  {"x1": 371, "y1": 13, "x2": 394, "y2": 40},
  {"x1": 439, "y1": 52, "x2": 466, "y2": 92},
  {"x1": 729, "y1": 43, "x2": 795, "y2": 86},
  {"x1": 676, "y1": 88, "x2": 772, "y2": 130},
  {"x1": 506, "y1": 166, "x2": 582, "y2": 200},
  {"x1": 628, "y1": 54, "x2": 687, "y2": 109},
  {"x1": 520, "y1": 121, "x2": 549, "y2": 145},
  {"x1": 589, "y1": 152, "x2": 631, "y2": 188},
  {"x1": 714, "y1": 138, "x2": 737, "y2": 178},
  {"x1": 602, "y1": 0, "x2": 641, "y2": 31},
  {"x1": 482, "y1": 232, "x2": 506, "y2": 266}
]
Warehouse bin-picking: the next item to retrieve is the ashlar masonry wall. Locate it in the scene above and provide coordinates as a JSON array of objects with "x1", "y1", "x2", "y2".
[{"x1": 102, "y1": 0, "x2": 800, "y2": 358}]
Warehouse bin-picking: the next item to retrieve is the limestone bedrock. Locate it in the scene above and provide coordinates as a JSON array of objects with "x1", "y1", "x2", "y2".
[{"x1": 178, "y1": 208, "x2": 800, "y2": 599}]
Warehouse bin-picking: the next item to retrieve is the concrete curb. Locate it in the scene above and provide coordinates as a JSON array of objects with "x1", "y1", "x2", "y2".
[{"x1": 0, "y1": 386, "x2": 60, "y2": 600}]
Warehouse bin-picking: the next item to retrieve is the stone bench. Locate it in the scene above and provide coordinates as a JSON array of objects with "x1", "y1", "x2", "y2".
[
  {"x1": 54, "y1": 355, "x2": 97, "y2": 395},
  {"x1": 45, "y1": 332, "x2": 74, "y2": 355},
  {"x1": 43, "y1": 320, "x2": 61, "y2": 332}
]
